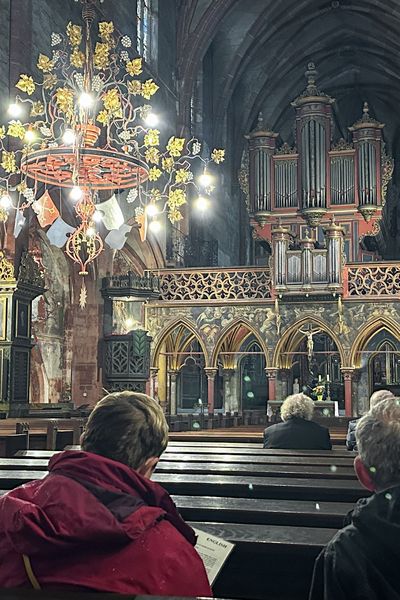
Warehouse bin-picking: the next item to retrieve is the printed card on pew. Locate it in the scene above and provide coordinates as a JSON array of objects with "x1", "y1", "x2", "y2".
[{"x1": 193, "y1": 528, "x2": 235, "y2": 585}]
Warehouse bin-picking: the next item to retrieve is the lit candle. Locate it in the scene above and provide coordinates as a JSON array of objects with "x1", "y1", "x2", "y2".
[
  {"x1": 318, "y1": 375, "x2": 322, "y2": 382},
  {"x1": 326, "y1": 374, "x2": 330, "y2": 382}
]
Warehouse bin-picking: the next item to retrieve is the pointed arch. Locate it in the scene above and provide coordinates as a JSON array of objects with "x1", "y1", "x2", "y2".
[
  {"x1": 211, "y1": 318, "x2": 269, "y2": 368},
  {"x1": 350, "y1": 316, "x2": 400, "y2": 368},
  {"x1": 151, "y1": 318, "x2": 210, "y2": 368},
  {"x1": 273, "y1": 316, "x2": 345, "y2": 368}
]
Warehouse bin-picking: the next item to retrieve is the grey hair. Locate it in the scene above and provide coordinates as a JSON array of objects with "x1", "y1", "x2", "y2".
[
  {"x1": 356, "y1": 397, "x2": 400, "y2": 490},
  {"x1": 369, "y1": 389, "x2": 394, "y2": 409},
  {"x1": 281, "y1": 393, "x2": 314, "y2": 422}
]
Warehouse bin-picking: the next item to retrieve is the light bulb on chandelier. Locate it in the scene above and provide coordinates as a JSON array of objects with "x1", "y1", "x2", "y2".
[
  {"x1": 148, "y1": 219, "x2": 161, "y2": 233},
  {"x1": 70, "y1": 186, "x2": 83, "y2": 201},
  {"x1": 144, "y1": 112, "x2": 159, "y2": 127},
  {"x1": 86, "y1": 226, "x2": 96, "y2": 238},
  {"x1": 79, "y1": 92, "x2": 94, "y2": 109},
  {"x1": 8, "y1": 102, "x2": 22, "y2": 118},
  {"x1": 25, "y1": 129, "x2": 36, "y2": 144},
  {"x1": 0, "y1": 194, "x2": 12, "y2": 209},
  {"x1": 145, "y1": 203, "x2": 158, "y2": 217},
  {"x1": 195, "y1": 196, "x2": 210, "y2": 212},
  {"x1": 92, "y1": 210, "x2": 103, "y2": 223},
  {"x1": 199, "y1": 171, "x2": 213, "y2": 187},
  {"x1": 63, "y1": 129, "x2": 76, "y2": 145}
]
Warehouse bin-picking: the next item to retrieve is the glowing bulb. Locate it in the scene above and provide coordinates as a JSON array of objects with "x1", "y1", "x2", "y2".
[
  {"x1": 63, "y1": 129, "x2": 76, "y2": 145},
  {"x1": 145, "y1": 203, "x2": 158, "y2": 217},
  {"x1": 79, "y1": 92, "x2": 94, "y2": 108},
  {"x1": 70, "y1": 186, "x2": 83, "y2": 201},
  {"x1": 199, "y1": 172, "x2": 212, "y2": 187},
  {"x1": 149, "y1": 219, "x2": 161, "y2": 233},
  {"x1": 0, "y1": 194, "x2": 12, "y2": 209},
  {"x1": 86, "y1": 226, "x2": 96, "y2": 238},
  {"x1": 8, "y1": 103, "x2": 22, "y2": 117},
  {"x1": 195, "y1": 196, "x2": 209, "y2": 211},
  {"x1": 144, "y1": 112, "x2": 158, "y2": 127},
  {"x1": 92, "y1": 210, "x2": 103, "y2": 223},
  {"x1": 25, "y1": 129, "x2": 36, "y2": 144}
]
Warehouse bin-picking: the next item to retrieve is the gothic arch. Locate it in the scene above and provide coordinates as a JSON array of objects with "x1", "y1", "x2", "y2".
[
  {"x1": 349, "y1": 316, "x2": 400, "y2": 368},
  {"x1": 151, "y1": 318, "x2": 210, "y2": 369},
  {"x1": 211, "y1": 318, "x2": 269, "y2": 368},
  {"x1": 273, "y1": 316, "x2": 346, "y2": 369}
]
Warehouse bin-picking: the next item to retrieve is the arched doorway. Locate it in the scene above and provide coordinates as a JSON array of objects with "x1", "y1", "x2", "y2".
[
  {"x1": 240, "y1": 341, "x2": 267, "y2": 410},
  {"x1": 178, "y1": 341, "x2": 208, "y2": 412}
]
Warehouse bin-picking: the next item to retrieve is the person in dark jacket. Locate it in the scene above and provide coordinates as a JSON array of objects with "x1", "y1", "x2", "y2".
[
  {"x1": 263, "y1": 393, "x2": 332, "y2": 450},
  {"x1": 309, "y1": 397, "x2": 400, "y2": 600},
  {"x1": 346, "y1": 389, "x2": 394, "y2": 450},
  {"x1": 0, "y1": 392, "x2": 212, "y2": 597}
]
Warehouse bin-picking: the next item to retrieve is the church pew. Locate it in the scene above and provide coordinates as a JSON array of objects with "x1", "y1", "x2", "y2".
[
  {"x1": 0, "y1": 469, "x2": 367, "y2": 501},
  {"x1": 165, "y1": 445, "x2": 353, "y2": 457},
  {"x1": 0, "y1": 457, "x2": 356, "y2": 479}
]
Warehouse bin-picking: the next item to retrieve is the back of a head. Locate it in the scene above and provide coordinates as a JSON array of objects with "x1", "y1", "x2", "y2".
[
  {"x1": 356, "y1": 397, "x2": 400, "y2": 491},
  {"x1": 81, "y1": 391, "x2": 169, "y2": 470},
  {"x1": 369, "y1": 389, "x2": 395, "y2": 409},
  {"x1": 281, "y1": 393, "x2": 314, "y2": 422}
]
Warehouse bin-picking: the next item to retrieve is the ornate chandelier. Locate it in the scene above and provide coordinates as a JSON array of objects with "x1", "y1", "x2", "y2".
[{"x1": 0, "y1": 0, "x2": 224, "y2": 304}]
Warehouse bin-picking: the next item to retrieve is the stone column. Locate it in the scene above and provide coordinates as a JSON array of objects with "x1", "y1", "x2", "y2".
[
  {"x1": 168, "y1": 370, "x2": 178, "y2": 415},
  {"x1": 265, "y1": 368, "x2": 278, "y2": 401},
  {"x1": 205, "y1": 368, "x2": 218, "y2": 414},
  {"x1": 300, "y1": 236, "x2": 314, "y2": 289},
  {"x1": 271, "y1": 225, "x2": 291, "y2": 292},
  {"x1": 341, "y1": 368, "x2": 354, "y2": 417},
  {"x1": 222, "y1": 369, "x2": 239, "y2": 413},
  {"x1": 325, "y1": 220, "x2": 345, "y2": 289},
  {"x1": 149, "y1": 367, "x2": 159, "y2": 399}
]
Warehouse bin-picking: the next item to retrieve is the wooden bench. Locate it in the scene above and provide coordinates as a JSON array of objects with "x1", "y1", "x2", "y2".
[{"x1": 0, "y1": 457, "x2": 356, "y2": 479}]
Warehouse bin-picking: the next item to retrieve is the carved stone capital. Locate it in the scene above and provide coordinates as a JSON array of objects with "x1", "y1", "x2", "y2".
[{"x1": 204, "y1": 367, "x2": 218, "y2": 381}]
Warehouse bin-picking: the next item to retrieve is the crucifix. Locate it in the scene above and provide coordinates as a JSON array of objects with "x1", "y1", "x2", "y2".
[{"x1": 299, "y1": 325, "x2": 322, "y2": 361}]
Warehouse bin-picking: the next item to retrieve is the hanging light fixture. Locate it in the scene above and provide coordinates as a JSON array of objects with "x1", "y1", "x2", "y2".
[{"x1": 0, "y1": 0, "x2": 225, "y2": 305}]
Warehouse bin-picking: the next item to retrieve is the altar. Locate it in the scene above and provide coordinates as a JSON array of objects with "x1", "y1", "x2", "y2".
[{"x1": 267, "y1": 400, "x2": 339, "y2": 421}]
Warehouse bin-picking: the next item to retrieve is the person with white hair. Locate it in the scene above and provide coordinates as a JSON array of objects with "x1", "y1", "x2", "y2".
[
  {"x1": 263, "y1": 393, "x2": 332, "y2": 449},
  {"x1": 309, "y1": 397, "x2": 400, "y2": 599},
  {"x1": 346, "y1": 389, "x2": 394, "y2": 451}
]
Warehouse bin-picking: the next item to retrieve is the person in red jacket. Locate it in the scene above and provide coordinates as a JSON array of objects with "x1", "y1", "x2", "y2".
[{"x1": 0, "y1": 391, "x2": 212, "y2": 596}]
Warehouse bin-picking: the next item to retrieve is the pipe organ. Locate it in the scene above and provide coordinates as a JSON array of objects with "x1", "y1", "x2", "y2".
[{"x1": 244, "y1": 63, "x2": 394, "y2": 272}]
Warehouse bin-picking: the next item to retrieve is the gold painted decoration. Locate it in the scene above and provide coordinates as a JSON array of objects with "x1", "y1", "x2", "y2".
[
  {"x1": 126, "y1": 58, "x2": 143, "y2": 76},
  {"x1": 144, "y1": 129, "x2": 160, "y2": 147},
  {"x1": 30, "y1": 101, "x2": 45, "y2": 117},
  {"x1": 1, "y1": 151, "x2": 17, "y2": 173},
  {"x1": 148, "y1": 167, "x2": 162, "y2": 181},
  {"x1": 167, "y1": 137, "x2": 185, "y2": 157},
  {"x1": 127, "y1": 80, "x2": 142, "y2": 95},
  {"x1": 145, "y1": 148, "x2": 160, "y2": 164},
  {"x1": 37, "y1": 54, "x2": 54, "y2": 73},
  {"x1": 0, "y1": 251, "x2": 15, "y2": 281},
  {"x1": 94, "y1": 42, "x2": 110, "y2": 70},
  {"x1": 70, "y1": 48, "x2": 85, "y2": 68},
  {"x1": 66, "y1": 22, "x2": 82, "y2": 47},
  {"x1": 141, "y1": 79, "x2": 159, "y2": 99},
  {"x1": 211, "y1": 149, "x2": 225, "y2": 164},
  {"x1": 7, "y1": 121, "x2": 25, "y2": 140},
  {"x1": 55, "y1": 87, "x2": 74, "y2": 118},
  {"x1": 15, "y1": 74, "x2": 35, "y2": 95}
]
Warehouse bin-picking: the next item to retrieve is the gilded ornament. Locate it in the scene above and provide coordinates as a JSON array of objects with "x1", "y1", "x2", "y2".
[
  {"x1": 144, "y1": 129, "x2": 160, "y2": 147},
  {"x1": 94, "y1": 42, "x2": 110, "y2": 70},
  {"x1": 103, "y1": 88, "x2": 121, "y2": 115},
  {"x1": 37, "y1": 53, "x2": 54, "y2": 73},
  {"x1": 70, "y1": 47, "x2": 85, "y2": 68},
  {"x1": 0, "y1": 208, "x2": 8, "y2": 223},
  {"x1": 7, "y1": 120, "x2": 25, "y2": 140},
  {"x1": 168, "y1": 188, "x2": 186, "y2": 209},
  {"x1": 55, "y1": 87, "x2": 74, "y2": 119},
  {"x1": 150, "y1": 188, "x2": 161, "y2": 202},
  {"x1": 141, "y1": 79, "x2": 159, "y2": 100},
  {"x1": 0, "y1": 126, "x2": 5, "y2": 140},
  {"x1": 127, "y1": 80, "x2": 142, "y2": 95},
  {"x1": 126, "y1": 58, "x2": 143, "y2": 76},
  {"x1": 175, "y1": 169, "x2": 190, "y2": 184},
  {"x1": 97, "y1": 110, "x2": 110, "y2": 125},
  {"x1": 99, "y1": 21, "x2": 114, "y2": 40},
  {"x1": 0, "y1": 251, "x2": 15, "y2": 281},
  {"x1": 1, "y1": 151, "x2": 17, "y2": 173},
  {"x1": 162, "y1": 156, "x2": 174, "y2": 172},
  {"x1": 168, "y1": 208, "x2": 183, "y2": 223},
  {"x1": 16, "y1": 74, "x2": 36, "y2": 95},
  {"x1": 43, "y1": 74, "x2": 57, "y2": 90},
  {"x1": 148, "y1": 167, "x2": 162, "y2": 181},
  {"x1": 211, "y1": 148, "x2": 225, "y2": 164},
  {"x1": 66, "y1": 22, "x2": 82, "y2": 47},
  {"x1": 79, "y1": 282, "x2": 87, "y2": 309},
  {"x1": 145, "y1": 147, "x2": 160, "y2": 164},
  {"x1": 30, "y1": 101, "x2": 45, "y2": 117},
  {"x1": 166, "y1": 136, "x2": 185, "y2": 157}
]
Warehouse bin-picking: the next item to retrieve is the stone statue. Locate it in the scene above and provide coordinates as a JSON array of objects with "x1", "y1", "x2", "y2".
[{"x1": 292, "y1": 378, "x2": 300, "y2": 394}]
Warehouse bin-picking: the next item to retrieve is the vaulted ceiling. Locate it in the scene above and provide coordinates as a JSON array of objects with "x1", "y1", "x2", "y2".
[{"x1": 177, "y1": 0, "x2": 400, "y2": 255}]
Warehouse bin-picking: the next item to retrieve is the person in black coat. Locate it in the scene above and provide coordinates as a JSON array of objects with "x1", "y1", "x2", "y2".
[
  {"x1": 263, "y1": 393, "x2": 332, "y2": 450},
  {"x1": 346, "y1": 389, "x2": 394, "y2": 450},
  {"x1": 309, "y1": 397, "x2": 400, "y2": 600}
]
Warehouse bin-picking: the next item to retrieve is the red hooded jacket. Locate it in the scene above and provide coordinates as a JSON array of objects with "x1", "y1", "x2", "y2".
[{"x1": 0, "y1": 450, "x2": 212, "y2": 596}]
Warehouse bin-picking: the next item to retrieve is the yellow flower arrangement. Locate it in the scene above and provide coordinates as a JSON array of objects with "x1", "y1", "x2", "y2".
[
  {"x1": 7, "y1": 121, "x2": 25, "y2": 140},
  {"x1": 66, "y1": 22, "x2": 82, "y2": 47},
  {"x1": 127, "y1": 80, "x2": 142, "y2": 95},
  {"x1": 94, "y1": 42, "x2": 110, "y2": 70},
  {"x1": 70, "y1": 48, "x2": 85, "y2": 69},
  {"x1": 1, "y1": 151, "x2": 17, "y2": 173},
  {"x1": 37, "y1": 54, "x2": 54, "y2": 73},
  {"x1": 148, "y1": 167, "x2": 162, "y2": 181},
  {"x1": 144, "y1": 129, "x2": 160, "y2": 147},
  {"x1": 141, "y1": 79, "x2": 159, "y2": 100},
  {"x1": 126, "y1": 58, "x2": 143, "y2": 76},
  {"x1": 145, "y1": 147, "x2": 160, "y2": 164},
  {"x1": 166, "y1": 136, "x2": 185, "y2": 157},
  {"x1": 16, "y1": 74, "x2": 36, "y2": 95},
  {"x1": 211, "y1": 148, "x2": 225, "y2": 164}
]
